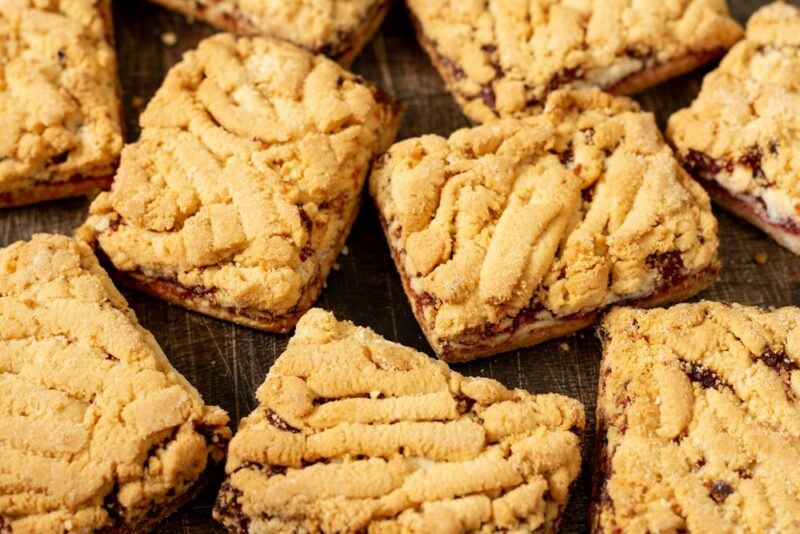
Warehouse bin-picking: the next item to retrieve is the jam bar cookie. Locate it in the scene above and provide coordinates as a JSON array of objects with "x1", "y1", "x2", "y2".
[
  {"x1": 213, "y1": 308, "x2": 585, "y2": 533},
  {"x1": 0, "y1": 234, "x2": 230, "y2": 532},
  {"x1": 407, "y1": 0, "x2": 743, "y2": 123},
  {"x1": 78, "y1": 34, "x2": 401, "y2": 333},
  {"x1": 147, "y1": 0, "x2": 392, "y2": 66},
  {"x1": 668, "y1": 2, "x2": 800, "y2": 255},
  {"x1": 370, "y1": 89, "x2": 719, "y2": 361},
  {"x1": 0, "y1": 0, "x2": 123, "y2": 207},
  {"x1": 594, "y1": 302, "x2": 800, "y2": 533}
]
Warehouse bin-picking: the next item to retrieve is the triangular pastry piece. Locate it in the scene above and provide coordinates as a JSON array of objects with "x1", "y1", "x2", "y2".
[
  {"x1": 0, "y1": 234, "x2": 230, "y2": 532},
  {"x1": 370, "y1": 89, "x2": 719, "y2": 361},
  {"x1": 213, "y1": 308, "x2": 585, "y2": 533}
]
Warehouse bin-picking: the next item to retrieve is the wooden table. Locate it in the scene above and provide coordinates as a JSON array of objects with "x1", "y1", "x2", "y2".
[{"x1": 4, "y1": 1, "x2": 799, "y2": 531}]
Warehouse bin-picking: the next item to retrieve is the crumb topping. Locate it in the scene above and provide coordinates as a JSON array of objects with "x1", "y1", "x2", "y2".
[
  {"x1": 213, "y1": 308, "x2": 585, "y2": 533},
  {"x1": 0, "y1": 234, "x2": 230, "y2": 532},
  {"x1": 596, "y1": 302, "x2": 800, "y2": 533},
  {"x1": 0, "y1": 0, "x2": 123, "y2": 193},
  {"x1": 79, "y1": 33, "x2": 398, "y2": 318},
  {"x1": 668, "y1": 2, "x2": 800, "y2": 229},
  {"x1": 408, "y1": 0, "x2": 743, "y2": 122},
  {"x1": 370, "y1": 90, "x2": 718, "y2": 344}
]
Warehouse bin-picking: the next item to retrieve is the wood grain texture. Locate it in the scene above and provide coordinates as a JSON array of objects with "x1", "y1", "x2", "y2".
[{"x1": 2, "y1": 1, "x2": 798, "y2": 532}]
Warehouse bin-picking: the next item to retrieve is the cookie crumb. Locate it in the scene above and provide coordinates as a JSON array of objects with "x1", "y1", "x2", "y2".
[
  {"x1": 341, "y1": 245, "x2": 349, "y2": 256},
  {"x1": 753, "y1": 252, "x2": 768, "y2": 265},
  {"x1": 131, "y1": 96, "x2": 145, "y2": 109},
  {"x1": 161, "y1": 31, "x2": 178, "y2": 46},
  {"x1": 332, "y1": 262, "x2": 341, "y2": 271},
  {"x1": 559, "y1": 342, "x2": 570, "y2": 352}
]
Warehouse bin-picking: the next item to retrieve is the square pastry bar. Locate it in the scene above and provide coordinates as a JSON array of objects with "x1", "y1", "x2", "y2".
[
  {"x1": 668, "y1": 2, "x2": 800, "y2": 255},
  {"x1": 0, "y1": 235, "x2": 230, "y2": 533},
  {"x1": 594, "y1": 302, "x2": 800, "y2": 532},
  {"x1": 213, "y1": 308, "x2": 585, "y2": 533},
  {"x1": 79, "y1": 33, "x2": 402, "y2": 333},
  {"x1": 371, "y1": 89, "x2": 720, "y2": 362},
  {"x1": 0, "y1": 0, "x2": 123, "y2": 207},
  {"x1": 146, "y1": 0, "x2": 393, "y2": 66},
  {"x1": 407, "y1": 0, "x2": 743, "y2": 123}
]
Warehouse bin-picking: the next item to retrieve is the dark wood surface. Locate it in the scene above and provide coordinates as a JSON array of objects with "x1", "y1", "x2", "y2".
[{"x1": 4, "y1": 1, "x2": 799, "y2": 532}]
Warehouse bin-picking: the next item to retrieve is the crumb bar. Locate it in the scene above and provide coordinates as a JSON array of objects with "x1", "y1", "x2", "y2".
[
  {"x1": 78, "y1": 33, "x2": 402, "y2": 333},
  {"x1": 0, "y1": 234, "x2": 230, "y2": 532},
  {"x1": 370, "y1": 89, "x2": 719, "y2": 361},
  {"x1": 594, "y1": 302, "x2": 800, "y2": 532},
  {"x1": 668, "y1": 2, "x2": 800, "y2": 255},
  {"x1": 212, "y1": 308, "x2": 585, "y2": 533},
  {"x1": 0, "y1": 0, "x2": 123, "y2": 207},
  {"x1": 407, "y1": 0, "x2": 743, "y2": 123},
  {"x1": 147, "y1": 0, "x2": 393, "y2": 66}
]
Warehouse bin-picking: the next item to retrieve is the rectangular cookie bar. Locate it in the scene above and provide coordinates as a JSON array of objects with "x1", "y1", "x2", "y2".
[
  {"x1": 0, "y1": 0, "x2": 123, "y2": 207},
  {"x1": 370, "y1": 89, "x2": 720, "y2": 362},
  {"x1": 147, "y1": 0, "x2": 392, "y2": 66},
  {"x1": 407, "y1": 0, "x2": 743, "y2": 123},
  {"x1": 0, "y1": 234, "x2": 230, "y2": 533},
  {"x1": 668, "y1": 2, "x2": 800, "y2": 255},
  {"x1": 213, "y1": 308, "x2": 585, "y2": 533},
  {"x1": 78, "y1": 33, "x2": 402, "y2": 333},
  {"x1": 594, "y1": 302, "x2": 800, "y2": 533}
]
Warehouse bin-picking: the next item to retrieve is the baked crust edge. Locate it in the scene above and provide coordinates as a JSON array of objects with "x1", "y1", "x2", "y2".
[{"x1": 701, "y1": 179, "x2": 800, "y2": 255}]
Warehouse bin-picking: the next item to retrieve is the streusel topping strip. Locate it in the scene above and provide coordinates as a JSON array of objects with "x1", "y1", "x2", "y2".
[
  {"x1": 0, "y1": 0, "x2": 123, "y2": 193},
  {"x1": 596, "y1": 302, "x2": 800, "y2": 533},
  {"x1": 0, "y1": 234, "x2": 230, "y2": 532}
]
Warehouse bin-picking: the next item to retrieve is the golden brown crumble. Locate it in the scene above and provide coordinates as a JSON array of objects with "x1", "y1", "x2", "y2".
[
  {"x1": 370, "y1": 89, "x2": 719, "y2": 359},
  {"x1": 668, "y1": 2, "x2": 800, "y2": 245},
  {"x1": 0, "y1": 234, "x2": 230, "y2": 532},
  {"x1": 79, "y1": 33, "x2": 400, "y2": 331},
  {"x1": 214, "y1": 308, "x2": 585, "y2": 533},
  {"x1": 147, "y1": 0, "x2": 391, "y2": 63},
  {"x1": 408, "y1": 0, "x2": 743, "y2": 122},
  {"x1": 595, "y1": 302, "x2": 800, "y2": 533},
  {"x1": 0, "y1": 0, "x2": 123, "y2": 197}
]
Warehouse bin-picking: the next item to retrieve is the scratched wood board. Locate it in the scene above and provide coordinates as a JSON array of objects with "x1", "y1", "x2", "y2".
[{"x1": 3, "y1": 1, "x2": 799, "y2": 532}]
